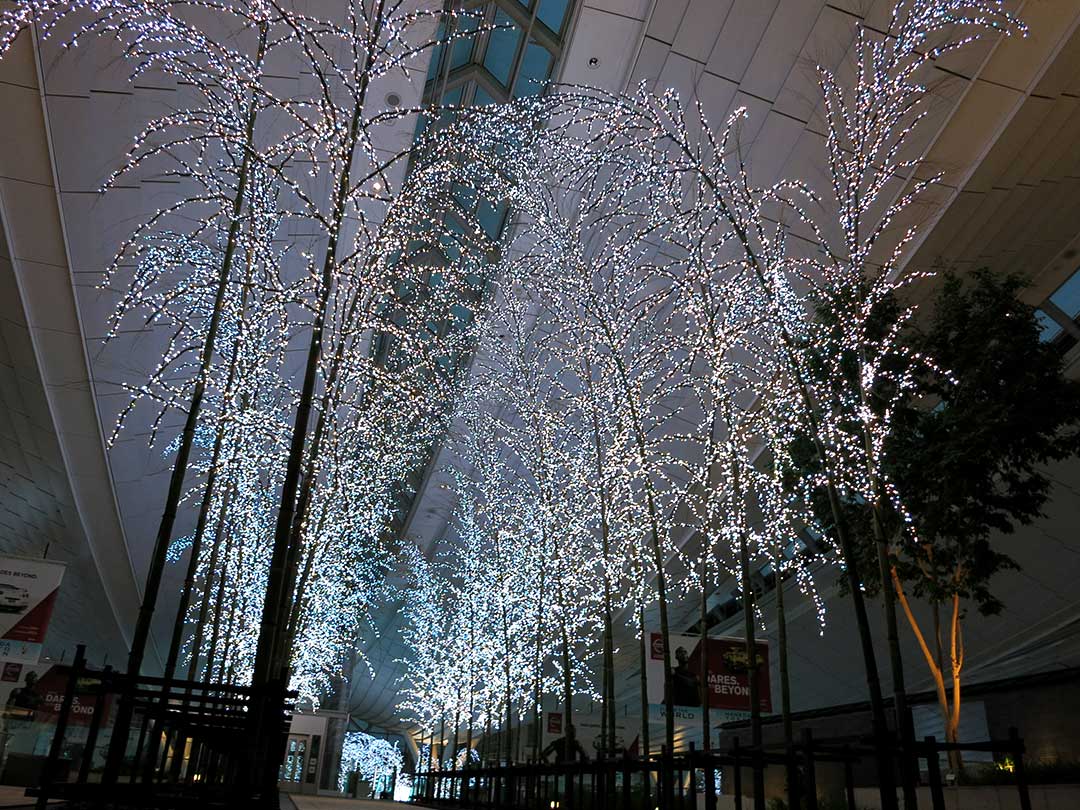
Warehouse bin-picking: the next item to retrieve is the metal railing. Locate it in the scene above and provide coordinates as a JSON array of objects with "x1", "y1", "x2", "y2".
[
  {"x1": 29, "y1": 644, "x2": 296, "y2": 808},
  {"x1": 413, "y1": 727, "x2": 1034, "y2": 810}
]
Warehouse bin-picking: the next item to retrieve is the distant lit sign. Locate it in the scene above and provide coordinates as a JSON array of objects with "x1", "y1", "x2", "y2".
[{"x1": 547, "y1": 712, "x2": 562, "y2": 734}]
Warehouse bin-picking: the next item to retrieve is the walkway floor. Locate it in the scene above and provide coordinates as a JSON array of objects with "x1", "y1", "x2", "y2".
[
  {"x1": 0, "y1": 785, "x2": 59, "y2": 806},
  {"x1": 286, "y1": 795, "x2": 400, "y2": 810}
]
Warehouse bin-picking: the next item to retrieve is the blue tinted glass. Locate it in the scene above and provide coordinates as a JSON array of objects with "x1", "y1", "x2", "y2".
[
  {"x1": 537, "y1": 0, "x2": 570, "y2": 33},
  {"x1": 450, "y1": 303, "x2": 473, "y2": 325},
  {"x1": 484, "y1": 9, "x2": 521, "y2": 87},
  {"x1": 474, "y1": 85, "x2": 498, "y2": 106},
  {"x1": 1049, "y1": 268, "x2": 1080, "y2": 319},
  {"x1": 477, "y1": 200, "x2": 506, "y2": 237},
  {"x1": 413, "y1": 112, "x2": 430, "y2": 140},
  {"x1": 515, "y1": 42, "x2": 553, "y2": 97},
  {"x1": 1035, "y1": 308, "x2": 1064, "y2": 342},
  {"x1": 450, "y1": 15, "x2": 479, "y2": 70},
  {"x1": 453, "y1": 182, "x2": 477, "y2": 210},
  {"x1": 430, "y1": 23, "x2": 446, "y2": 74}
]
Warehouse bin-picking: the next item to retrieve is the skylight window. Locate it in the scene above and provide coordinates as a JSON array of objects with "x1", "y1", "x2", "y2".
[
  {"x1": 1035, "y1": 308, "x2": 1064, "y2": 343},
  {"x1": 537, "y1": 0, "x2": 571, "y2": 34},
  {"x1": 484, "y1": 9, "x2": 521, "y2": 87},
  {"x1": 1049, "y1": 266, "x2": 1080, "y2": 320}
]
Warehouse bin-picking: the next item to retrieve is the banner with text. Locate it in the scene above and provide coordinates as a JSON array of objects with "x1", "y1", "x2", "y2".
[
  {"x1": 646, "y1": 632, "x2": 771, "y2": 715},
  {"x1": 542, "y1": 709, "x2": 630, "y2": 759},
  {"x1": 0, "y1": 557, "x2": 66, "y2": 664}
]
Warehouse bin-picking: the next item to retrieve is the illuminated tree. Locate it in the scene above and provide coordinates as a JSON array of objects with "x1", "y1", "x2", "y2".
[{"x1": 339, "y1": 731, "x2": 404, "y2": 796}]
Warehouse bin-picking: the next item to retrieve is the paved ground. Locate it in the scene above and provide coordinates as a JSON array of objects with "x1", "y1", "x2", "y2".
[
  {"x1": 286, "y1": 795, "x2": 401, "y2": 810},
  {"x1": 0, "y1": 785, "x2": 59, "y2": 806}
]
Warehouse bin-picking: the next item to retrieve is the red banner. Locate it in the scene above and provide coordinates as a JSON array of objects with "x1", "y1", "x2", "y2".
[{"x1": 648, "y1": 633, "x2": 771, "y2": 713}]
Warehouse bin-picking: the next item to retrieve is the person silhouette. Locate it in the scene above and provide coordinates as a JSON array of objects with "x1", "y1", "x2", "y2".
[{"x1": 671, "y1": 646, "x2": 701, "y2": 707}]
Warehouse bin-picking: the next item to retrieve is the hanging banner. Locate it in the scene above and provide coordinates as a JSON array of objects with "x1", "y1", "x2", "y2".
[
  {"x1": 646, "y1": 632, "x2": 771, "y2": 718},
  {"x1": 541, "y1": 708, "x2": 630, "y2": 760},
  {"x1": 0, "y1": 557, "x2": 66, "y2": 664}
]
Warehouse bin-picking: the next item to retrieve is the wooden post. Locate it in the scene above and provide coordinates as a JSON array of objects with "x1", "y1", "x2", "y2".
[
  {"x1": 706, "y1": 748, "x2": 718, "y2": 810},
  {"x1": 77, "y1": 665, "x2": 111, "y2": 783},
  {"x1": 129, "y1": 710, "x2": 151, "y2": 784},
  {"x1": 786, "y1": 737, "x2": 800, "y2": 810},
  {"x1": 689, "y1": 742, "x2": 699, "y2": 809},
  {"x1": 924, "y1": 736, "x2": 945, "y2": 810},
  {"x1": 1009, "y1": 727, "x2": 1031, "y2": 810},
  {"x1": 801, "y1": 728, "x2": 818, "y2": 810},
  {"x1": 843, "y1": 745, "x2": 856, "y2": 810},
  {"x1": 38, "y1": 644, "x2": 86, "y2": 809},
  {"x1": 733, "y1": 737, "x2": 743, "y2": 810},
  {"x1": 659, "y1": 744, "x2": 667, "y2": 810}
]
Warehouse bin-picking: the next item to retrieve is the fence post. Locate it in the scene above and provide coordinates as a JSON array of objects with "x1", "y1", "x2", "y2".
[
  {"x1": 733, "y1": 737, "x2": 743, "y2": 810},
  {"x1": 129, "y1": 709, "x2": 151, "y2": 784},
  {"x1": 842, "y1": 745, "x2": 856, "y2": 810},
  {"x1": 1009, "y1": 727, "x2": 1032, "y2": 810},
  {"x1": 621, "y1": 757, "x2": 631, "y2": 810},
  {"x1": 659, "y1": 744, "x2": 668, "y2": 810},
  {"x1": 924, "y1": 736, "x2": 945, "y2": 810},
  {"x1": 77, "y1": 664, "x2": 111, "y2": 784},
  {"x1": 689, "y1": 742, "x2": 698, "y2": 809},
  {"x1": 37, "y1": 643, "x2": 86, "y2": 810},
  {"x1": 801, "y1": 728, "x2": 818, "y2": 810},
  {"x1": 786, "y1": 736, "x2": 800, "y2": 810}
]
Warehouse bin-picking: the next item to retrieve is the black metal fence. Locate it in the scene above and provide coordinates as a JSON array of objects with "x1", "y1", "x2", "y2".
[
  {"x1": 413, "y1": 728, "x2": 1034, "y2": 810},
  {"x1": 28, "y1": 644, "x2": 295, "y2": 809}
]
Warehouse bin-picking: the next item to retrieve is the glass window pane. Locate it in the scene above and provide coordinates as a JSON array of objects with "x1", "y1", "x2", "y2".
[
  {"x1": 515, "y1": 42, "x2": 553, "y2": 97},
  {"x1": 474, "y1": 85, "x2": 498, "y2": 106},
  {"x1": 478, "y1": 200, "x2": 506, "y2": 237},
  {"x1": 450, "y1": 15, "x2": 479, "y2": 71},
  {"x1": 429, "y1": 23, "x2": 446, "y2": 75},
  {"x1": 537, "y1": 0, "x2": 570, "y2": 34},
  {"x1": 484, "y1": 9, "x2": 521, "y2": 87},
  {"x1": 1035, "y1": 308, "x2": 1064, "y2": 342},
  {"x1": 1049, "y1": 267, "x2": 1080, "y2": 319}
]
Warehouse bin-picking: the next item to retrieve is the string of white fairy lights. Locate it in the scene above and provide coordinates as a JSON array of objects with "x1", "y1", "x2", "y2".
[{"x1": 2, "y1": 0, "x2": 1026, "y2": 759}]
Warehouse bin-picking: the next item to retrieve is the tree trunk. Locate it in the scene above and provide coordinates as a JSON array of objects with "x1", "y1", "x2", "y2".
[
  {"x1": 483, "y1": 709, "x2": 492, "y2": 766},
  {"x1": 585, "y1": 373, "x2": 618, "y2": 758},
  {"x1": 532, "y1": 559, "x2": 546, "y2": 764},
  {"x1": 202, "y1": 520, "x2": 236, "y2": 681},
  {"x1": 776, "y1": 565, "x2": 792, "y2": 750},
  {"x1": 947, "y1": 594, "x2": 964, "y2": 774},
  {"x1": 163, "y1": 344, "x2": 237, "y2": 681},
  {"x1": 606, "y1": 346, "x2": 676, "y2": 756},
  {"x1": 700, "y1": 554, "x2": 711, "y2": 749},
  {"x1": 775, "y1": 561, "x2": 798, "y2": 808},
  {"x1": 701, "y1": 553, "x2": 716, "y2": 810},
  {"x1": 560, "y1": 612, "x2": 576, "y2": 809},
  {"x1": 695, "y1": 164, "x2": 897, "y2": 810},
  {"x1": 187, "y1": 483, "x2": 236, "y2": 681},
  {"x1": 123, "y1": 22, "x2": 267, "y2": 685},
  {"x1": 250, "y1": 0, "x2": 386, "y2": 697},
  {"x1": 738, "y1": 529, "x2": 765, "y2": 810},
  {"x1": 892, "y1": 569, "x2": 953, "y2": 779},
  {"x1": 451, "y1": 709, "x2": 461, "y2": 773},
  {"x1": 638, "y1": 603, "x2": 651, "y2": 805}
]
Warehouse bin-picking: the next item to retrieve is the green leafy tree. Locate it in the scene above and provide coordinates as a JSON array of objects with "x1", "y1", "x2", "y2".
[{"x1": 883, "y1": 269, "x2": 1080, "y2": 765}]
